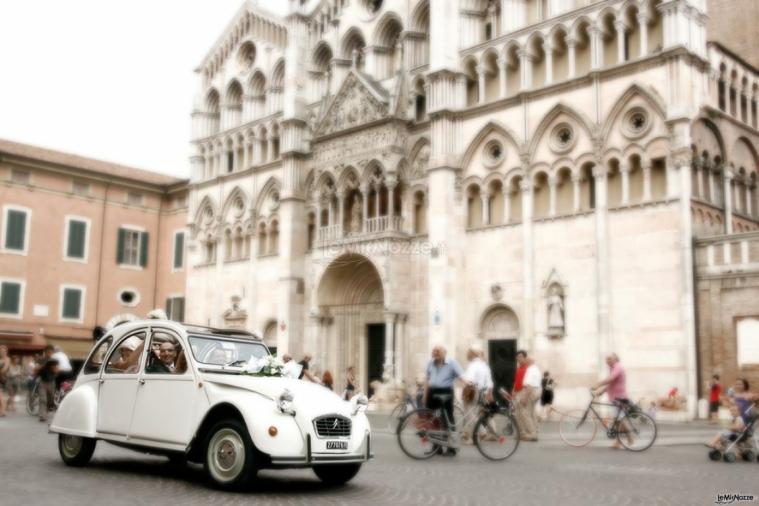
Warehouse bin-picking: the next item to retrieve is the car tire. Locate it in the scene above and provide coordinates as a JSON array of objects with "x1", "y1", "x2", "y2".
[
  {"x1": 203, "y1": 419, "x2": 257, "y2": 490},
  {"x1": 58, "y1": 434, "x2": 96, "y2": 467},
  {"x1": 312, "y1": 463, "x2": 362, "y2": 486}
]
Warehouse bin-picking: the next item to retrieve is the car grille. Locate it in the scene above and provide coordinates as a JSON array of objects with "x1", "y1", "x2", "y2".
[{"x1": 314, "y1": 416, "x2": 351, "y2": 438}]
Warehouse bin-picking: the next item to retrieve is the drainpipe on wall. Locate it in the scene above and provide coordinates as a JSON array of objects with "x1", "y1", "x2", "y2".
[
  {"x1": 152, "y1": 192, "x2": 164, "y2": 312},
  {"x1": 93, "y1": 182, "x2": 110, "y2": 328}
]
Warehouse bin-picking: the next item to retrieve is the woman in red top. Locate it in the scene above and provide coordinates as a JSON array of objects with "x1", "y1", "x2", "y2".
[{"x1": 708, "y1": 374, "x2": 721, "y2": 424}]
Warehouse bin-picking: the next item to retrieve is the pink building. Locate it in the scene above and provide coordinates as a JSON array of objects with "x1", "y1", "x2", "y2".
[{"x1": 0, "y1": 139, "x2": 188, "y2": 358}]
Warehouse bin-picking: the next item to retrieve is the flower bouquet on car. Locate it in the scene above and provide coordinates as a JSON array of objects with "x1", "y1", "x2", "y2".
[{"x1": 244, "y1": 355, "x2": 285, "y2": 377}]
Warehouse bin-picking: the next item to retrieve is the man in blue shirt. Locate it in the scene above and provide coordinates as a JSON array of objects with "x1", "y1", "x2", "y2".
[{"x1": 424, "y1": 344, "x2": 466, "y2": 456}]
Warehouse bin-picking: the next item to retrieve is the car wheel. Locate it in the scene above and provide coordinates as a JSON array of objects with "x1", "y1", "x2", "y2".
[
  {"x1": 204, "y1": 419, "x2": 257, "y2": 490},
  {"x1": 58, "y1": 434, "x2": 96, "y2": 467},
  {"x1": 312, "y1": 463, "x2": 362, "y2": 486}
]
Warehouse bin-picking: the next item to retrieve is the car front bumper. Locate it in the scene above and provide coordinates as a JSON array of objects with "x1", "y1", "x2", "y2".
[{"x1": 269, "y1": 431, "x2": 373, "y2": 467}]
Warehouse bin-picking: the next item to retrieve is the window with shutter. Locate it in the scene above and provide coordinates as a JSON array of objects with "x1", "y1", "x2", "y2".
[
  {"x1": 166, "y1": 297, "x2": 185, "y2": 322},
  {"x1": 173, "y1": 232, "x2": 184, "y2": 269},
  {"x1": 139, "y1": 231, "x2": 149, "y2": 267},
  {"x1": 66, "y1": 219, "x2": 87, "y2": 260},
  {"x1": 3, "y1": 208, "x2": 28, "y2": 252},
  {"x1": 61, "y1": 287, "x2": 83, "y2": 321},
  {"x1": 0, "y1": 281, "x2": 22, "y2": 315},
  {"x1": 117, "y1": 228, "x2": 142, "y2": 266}
]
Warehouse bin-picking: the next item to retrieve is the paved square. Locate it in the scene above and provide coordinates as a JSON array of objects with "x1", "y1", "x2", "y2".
[{"x1": 1, "y1": 412, "x2": 755, "y2": 506}]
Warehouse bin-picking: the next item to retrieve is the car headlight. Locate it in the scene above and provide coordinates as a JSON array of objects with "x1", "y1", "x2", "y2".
[
  {"x1": 277, "y1": 389, "x2": 296, "y2": 416},
  {"x1": 350, "y1": 394, "x2": 368, "y2": 416}
]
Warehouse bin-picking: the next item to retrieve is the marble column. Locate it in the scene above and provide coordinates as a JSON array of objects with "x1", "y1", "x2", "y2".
[
  {"x1": 544, "y1": 41, "x2": 554, "y2": 85},
  {"x1": 620, "y1": 162, "x2": 630, "y2": 205},
  {"x1": 642, "y1": 159, "x2": 652, "y2": 202},
  {"x1": 520, "y1": 176, "x2": 534, "y2": 350},
  {"x1": 361, "y1": 184, "x2": 369, "y2": 232},
  {"x1": 615, "y1": 20, "x2": 627, "y2": 63},
  {"x1": 566, "y1": 36, "x2": 577, "y2": 78},
  {"x1": 724, "y1": 172, "x2": 734, "y2": 233},
  {"x1": 638, "y1": 12, "x2": 650, "y2": 56},
  {"x1": 383, "y1": 312, "x2": 396, "y2": 383},
  {"x1": 337, "y1": 191, "x2": 345, "y2": 237},
  {"x1": 590, "y1": 25, "x2": 602, "y2": 70},
  {"x1": 498, "y1": 56, "x2": 508, "y2": 98},
  {"x1": 481, "y1": 193, "x2": 490, "y2": 225},
  {"x1": 477, "y1": 63, "x2": 487, "y2": 104},
  {"x1": 548, "y1": 175, "x2": 557, "y2": 216},
  {"x1": 572, "y1": 174, "x2": 581, "y2": 212},
  {"x1": 519, "y1": 49, "x2": 533, "y2": 90}
]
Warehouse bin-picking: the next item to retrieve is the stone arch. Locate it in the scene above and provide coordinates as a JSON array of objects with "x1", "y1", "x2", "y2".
[
  {"x1": 255, "y1": 176, "x2": 281, "y2": 217},
  {"x1": 372, "y1": 11, "x2": 404, "y2": 47},
  {"x1": 221, "y1": 186, "x2": 249, "y2": 222},
  {"x1": 527, "y1": 103, "x2": 596, "y2": 161},
  {"x1": 459, "y1": 120, "x2": 524, "y2": 170},
  {"x1": 193, "y1": 195, "x2": 218, "y2": 226},
  {"x1": 480, "y1": 304, "x2": 520, "y2": 339},
  {"x1": 600, "y1": 84, "x2": 668, "y2": 144},
  {"x1": 340, "y1": 26, "x2": 367, "y2": 60},
  {"x1": 410, "y1": 0, "x2": 430, "y2": 33},
  {"x1": 316, "y1": 253, "x2": 384, "y2": 307}
]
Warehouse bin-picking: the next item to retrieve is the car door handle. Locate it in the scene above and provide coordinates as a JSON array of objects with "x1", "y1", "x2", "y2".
[
  {"x1": 138, "y1": 379, "x2": 145, "y2": 385},
  {"x1": 98, "y1": 379, "x2": 104, "y2": 384}
]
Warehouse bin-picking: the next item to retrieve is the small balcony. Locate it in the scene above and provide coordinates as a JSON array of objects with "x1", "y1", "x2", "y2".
[{"x1": 313, "y1": 216, "x2": 406, "y2": 248}]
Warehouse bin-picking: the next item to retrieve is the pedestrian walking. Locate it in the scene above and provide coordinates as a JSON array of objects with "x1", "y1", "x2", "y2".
[
  {"x1": 322, "y1": 370, "x2": 334, "y2": 390},
  {"x1": 6, "y1": 355, "x2": 22, "y2": 412},
  {"x1": 708, "y1": 374, "x2": 722, "y2": 424},
  {"x1": 343, "y1": 366, "x2": 356, "y2": 400},
  {"x1": 423, "y1": 344, "x2": 467, "y2": 456},
  {"x1": 540, "y1": 371, "x2": 555, "y2": 421},
  {"x1": 513, "y1": 351, "x2": 541, "y2": 441},
  {"x1": 36, "y1": 345, "x2": 60, "y2": 423},
  {"x1": 0, "y1": 345, "x2": 9, "y2": 417},
  {"x1": 297, "y1": 354, "x2": 321, "y2": 384},
  {"x1": 462, "y1": 343, "x2": 494, "y2": 443},
  {"x1": 592, "y1": 353, "x2": 632, "y2": 449}
]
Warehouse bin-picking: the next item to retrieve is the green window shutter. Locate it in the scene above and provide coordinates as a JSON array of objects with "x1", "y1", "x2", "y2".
[
  {"x1": 173, "y1": 232, "x2": 184, "y2": 269},
  {"x1": 62, "y1": 288, "x2": 82, "y2": 319},
  {"x1": 0, "y1": 282, "x2": 21, "y2": 314},
  {"x1": 5, "y1": 210, "x2": 27, "y2": 250},
  {"x1": 176, "y1": 297, "x2": 185, "y2": 322},
  {"x1": 116, "y1": 228, "x2": 126, "y2": 264},
  {"x1": 67, "y1": 220, "x2": 87, "y2": 259},
  {"x1": 139, "y1": 231, "x2": 149, "y2": 267}
]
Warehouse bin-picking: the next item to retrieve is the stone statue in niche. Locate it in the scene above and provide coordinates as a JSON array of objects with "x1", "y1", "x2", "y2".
[
  {"x1": 350, "y1": 195, "x2": 362, "y2": 233},
  {"x1": 223, "y1": 295, "x2": 248, "y2": 330},
  {"x1": 546, "y1": 284, "x2": 565, "y2": 338}
]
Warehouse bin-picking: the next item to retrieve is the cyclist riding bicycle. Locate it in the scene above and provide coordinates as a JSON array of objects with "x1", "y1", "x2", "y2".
[
  {"x1": 592, "y1": 352, "x2": 634, "y2": 449},
  {"x1": 423, "y1": 344, "x2": 472, "y2": 456}
]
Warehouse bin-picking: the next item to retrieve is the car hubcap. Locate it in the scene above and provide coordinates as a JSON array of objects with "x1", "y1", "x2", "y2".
[
  {"x1": 61, "y1": 435, "x2": 82, "y2": 458},
  {"x1": 208, "y1": 429, "x2": 245, "y2": 483}
]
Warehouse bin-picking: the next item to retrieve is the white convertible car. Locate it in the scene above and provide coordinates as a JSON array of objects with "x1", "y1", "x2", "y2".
[{"x1": 50, "y1": 320, "x2": 371, "y2": 489}]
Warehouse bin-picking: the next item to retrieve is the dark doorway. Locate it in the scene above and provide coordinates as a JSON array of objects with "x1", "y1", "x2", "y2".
[
  {"x1": 366, "y1": 323, "x2": 385, "y2": 397},
  {"x1": 488, "y1": 339, "x2": 517, "y2": 401}
]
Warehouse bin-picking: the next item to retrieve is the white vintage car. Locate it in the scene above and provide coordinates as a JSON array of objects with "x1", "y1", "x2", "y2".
[{"x1": 50, "y1": 320, "x2": 371, "y2": 489}]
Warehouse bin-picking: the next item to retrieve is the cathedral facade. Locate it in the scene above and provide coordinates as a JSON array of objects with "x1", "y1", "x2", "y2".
[{"x1": 185, "y1": 0, "x2": 759, "y2": 416}]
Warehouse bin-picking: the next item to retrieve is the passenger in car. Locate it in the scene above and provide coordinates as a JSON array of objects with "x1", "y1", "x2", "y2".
[{"x1": 146, "y1": 342, "x2": 178, "y2": 374}]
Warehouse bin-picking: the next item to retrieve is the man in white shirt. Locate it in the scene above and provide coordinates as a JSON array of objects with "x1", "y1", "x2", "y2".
[
  {"x1": 463, "y1": 343, "x2": 494, "y2": 395},
  {"x1": 462, "y1": 344, "x2": 494, "y2": 443},
  {"x1": 51, "y1": 347, "x2": 73, "y2": 388}
]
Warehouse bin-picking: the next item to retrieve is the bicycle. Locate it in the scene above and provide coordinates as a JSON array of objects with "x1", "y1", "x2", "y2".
[
  {"x1": 26, "y1": 377, "x2": 71, "y2": 417},
  {"x1": 558, "y1": 388, "x2": 657, "y2": 451},
  {"x1": 397, "y1": 389, "x2": 520, "y2": 461},
  {"x1": 387, "y1": 391, "x2": 465, "y2": 433}
]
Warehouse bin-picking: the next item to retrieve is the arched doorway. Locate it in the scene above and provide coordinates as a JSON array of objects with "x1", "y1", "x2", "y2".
[
  {"x1": 481, "y1": 304, "x2": 520, "y2": 394},
  {"x1": 262, "y1": 320, "x2": 277, "y2": 356},
  {"x1": 316, "y1": 254, "x2": 385, "y2": 396}
]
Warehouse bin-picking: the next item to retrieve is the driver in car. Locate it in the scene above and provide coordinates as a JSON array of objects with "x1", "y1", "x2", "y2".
[{"x1": 207, "y1": 348, "x2": 228, "y2": 365}]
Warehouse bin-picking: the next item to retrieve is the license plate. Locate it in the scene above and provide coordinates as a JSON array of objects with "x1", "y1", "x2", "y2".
[{"x1": 326, "y1": 440, "x2": 348, "y2": 450}]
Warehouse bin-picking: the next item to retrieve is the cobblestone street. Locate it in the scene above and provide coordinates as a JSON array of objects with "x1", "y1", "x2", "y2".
[{"x1": 1, "y1": 411, "x2": 755, "y2": 506}]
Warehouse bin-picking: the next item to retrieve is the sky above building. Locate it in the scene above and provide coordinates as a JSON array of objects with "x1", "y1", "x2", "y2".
[{"x1": 0, "y1": 0, "x2": 288, "y2": 178}]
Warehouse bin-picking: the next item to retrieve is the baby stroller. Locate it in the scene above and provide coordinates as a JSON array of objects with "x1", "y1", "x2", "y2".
[{"x1": 708, "y1": 404, "x2": 758, "y2": 463}]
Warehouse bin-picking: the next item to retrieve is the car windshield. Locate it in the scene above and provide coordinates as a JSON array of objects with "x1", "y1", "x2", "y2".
[{"x1": 189, "y1": 335, "x2": 269, "y2": 367}]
